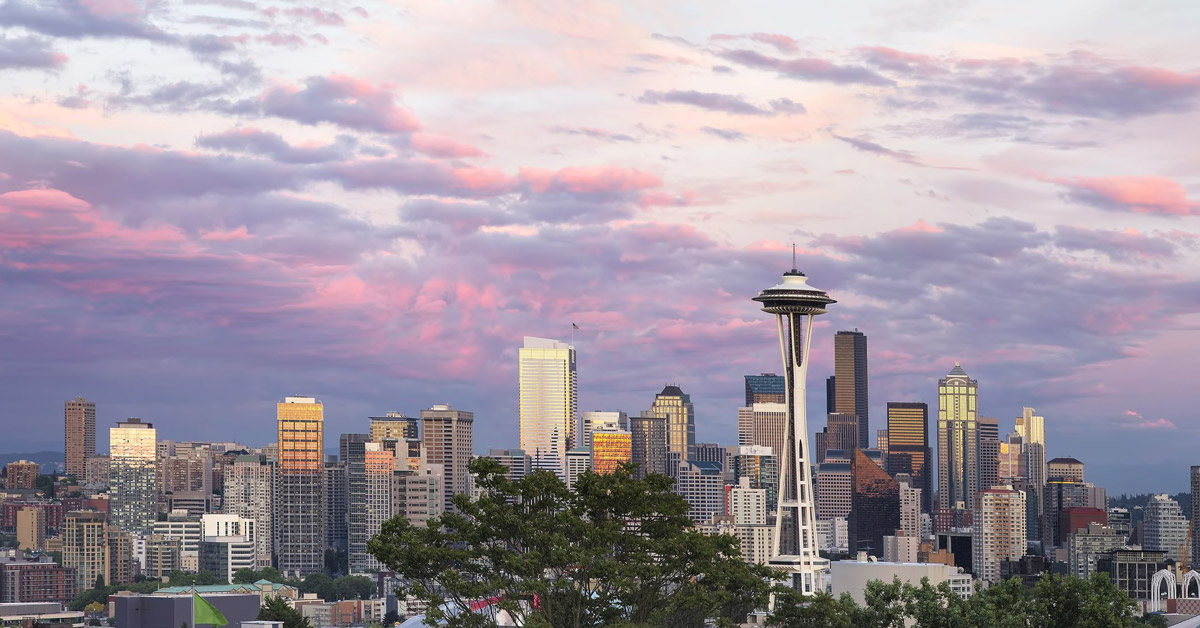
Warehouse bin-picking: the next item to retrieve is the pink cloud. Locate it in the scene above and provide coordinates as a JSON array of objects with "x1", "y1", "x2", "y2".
[
  {"x1": 201, "y1": 226, "x2": 252, "y2": 241},
  {"x1": 1122, "y1": 410, "x2": 1176, "y2": 430},
  {"x1": 0, "y1": 188, "x2": 91, "y2": 213},
  {"x1": 520, "y1": 166, "x2": 661, "y2": 195},
  {"x1": 411, "y1": 133, "x2": 487, "y2": 159},
  {"x1": 1047, "y1": 175, "x2": 1198, "y2": 216},
  {"x1": 260, "y1": 75, "x2": 420, "y2": 134}
]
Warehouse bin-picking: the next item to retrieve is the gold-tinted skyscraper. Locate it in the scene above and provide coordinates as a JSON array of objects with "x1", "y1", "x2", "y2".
[
  {"x1": 276, "y1": 396, "x2": 325, "y2": 577},
  {"x1": 646, "y1": 385, "x2": 695, "y2": 460},
  {"x1": 937, "y1": 363, "x2": 978, "y2": 512},
  {"x1": 109, "y1": 418, "x2": 157, "y2": 535},
  {"x1": 885, "y1": 402, "x2": 930, "y2": 513},
  {"x1": 65, "y1": 397, "x2": 96, "y2": 477},
  {"x1": 833, "y1": 330, "x2": 868, "y2": 449},
  {"x1": 518, "y1": 336, "x2": 577, "y2": 478}
]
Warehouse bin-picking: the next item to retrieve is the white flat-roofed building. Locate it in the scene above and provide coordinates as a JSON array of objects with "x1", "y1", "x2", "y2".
[{"x1": 831, "y1": 554, "x2": 973, "y2": 605}]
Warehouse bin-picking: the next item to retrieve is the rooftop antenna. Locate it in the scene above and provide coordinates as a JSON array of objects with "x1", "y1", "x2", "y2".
[{"x1": 791, "y1": 242, "x2": 797, "y2": 271}]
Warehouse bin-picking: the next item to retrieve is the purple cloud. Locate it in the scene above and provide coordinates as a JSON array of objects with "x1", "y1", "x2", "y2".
[
  {"x1": 701, "y1": 126, "x2": 748, "y2": 141},
  {"x1": 717, "y1": 48, "x2": 895, "y2": 86},
  {"x1": 0, "y1": 34, "x2": 66, "y2": 69},
  {"x1": 195, "y1": 127, "x2": 357, "y2": 164},
  {"x1": 260, "y1": 75, "x2": 420, "y2": 134},
  {"x1": 831, "y1": 133, "x2": 921, "y2": 165},
  {"x1": 638, "y1": 89, "x2": 775, "y2": 116}
]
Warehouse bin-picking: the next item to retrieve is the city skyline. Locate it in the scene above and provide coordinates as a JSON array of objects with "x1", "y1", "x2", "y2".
[{"x1": 2, "y1": 1, "x2": 1199, "y2": 497}]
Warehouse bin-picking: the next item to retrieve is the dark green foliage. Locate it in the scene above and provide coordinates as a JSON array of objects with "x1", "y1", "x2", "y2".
[
  {"x1": 769, "y1": 572, "x2": 1162, "y2": 628},
  {"x1": 383, "y1": 610, "x2": 402, "y2": 625},
  {"x1": 167, "y1": 570, "x2": 224, "y2": 586},
  {"x1": 258, "y1": 595, "x2": 314, "y2": 628},
  {"x1": 368, "y1": 458, "x2": 775, "y2": 628}
]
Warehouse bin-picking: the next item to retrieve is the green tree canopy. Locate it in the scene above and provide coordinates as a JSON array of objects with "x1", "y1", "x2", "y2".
[
  {"x1": 258, "y1": 595, "x2": 313, "y2": 628},
  {"x1": 369, "y1": 458, "x2": 775, "y2": 628},
  {"x1": 769, "y1": 572, "x2": 1159, "y2": 628}
]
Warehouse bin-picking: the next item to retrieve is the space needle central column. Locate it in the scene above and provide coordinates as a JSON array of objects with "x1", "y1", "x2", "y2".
[{"x1": 753, "y1": 264, "x2": 835, "y2": 595}]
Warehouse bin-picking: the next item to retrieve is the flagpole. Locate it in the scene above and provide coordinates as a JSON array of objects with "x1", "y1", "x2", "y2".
[{"x1": 192, "y1": 582, "x2": 196, "y2": 628}]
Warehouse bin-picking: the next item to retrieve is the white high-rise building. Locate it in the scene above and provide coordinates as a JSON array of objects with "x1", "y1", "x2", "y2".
[
  {"x1": 519, "y1": 337, "x2": 578, "y2": 479},
  {"x1": 110, "y1": 418, "x2": 158, "y2": 536},
  {"x1": 973, "y1": 486, "x2": 1026, "y2": 584},
  {"x1": 565, "y1": 448, "x2": 591, "y2": 491},
  {"x1": 222, "y1": 454, "x2": 274, "y2": 569},
  {"x1": 580, "y1": 411, "x2": 628, "y2": 451},
  {"x1": 1144, "y1": 494, "x2": 1189, "y2": 561},
  {"x1": 899, "y1": 479, "x2": 922, "y2": 539},
  {"x1": 675, "y1": 459, "x2": 725, "y2": 525},
  {"x1": 729, "y1": 477, "x2": 768, "y2": 525},
  {"x1": 753, "y1": 267, "x2": 835, "y2": 595}
]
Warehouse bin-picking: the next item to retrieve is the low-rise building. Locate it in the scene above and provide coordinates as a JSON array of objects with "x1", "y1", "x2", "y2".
[
  {"x1": 0, "y1": 553, "x2": 77, "y2": 604},
  {"x1": 831, "y1": 553, "x2": 973, "y2": 605}
]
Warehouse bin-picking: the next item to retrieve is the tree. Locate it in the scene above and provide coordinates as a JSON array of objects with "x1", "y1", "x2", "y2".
[
  {"x1": 369, "y1": 458, "x2": 775, "y2": 628},
  {"x1": 382, "y1": 610, "x2": 402, "y2": 626},
  {"x1": 93, "y1": 575, "x2": 105, "y2": 590},
  {"x1": 300, "y1": 572, "x2": 336, "y2": 601},
  {"x1": 259, "y1": 595, "x2": 313, "y2": 628},
  {"x1": 334, "y1": 575, "x2": 376, "y2": 601}
]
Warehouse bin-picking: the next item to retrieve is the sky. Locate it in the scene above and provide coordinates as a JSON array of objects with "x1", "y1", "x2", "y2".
[{"x1": 1, "y1": 0, "x2": 1198, "y2": 495}]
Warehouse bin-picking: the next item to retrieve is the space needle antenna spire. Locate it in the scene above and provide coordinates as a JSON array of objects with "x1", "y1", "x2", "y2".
[{"x1": 753, "y1": 255, "x2": 836, "y2": 598}]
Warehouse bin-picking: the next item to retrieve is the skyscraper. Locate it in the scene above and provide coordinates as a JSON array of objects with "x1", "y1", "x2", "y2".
[
  {"x1": 629, "y1": 415, "x2": 668, "y2": 479},
  {"x1": 65, "y1": 397, "x2": 96, "y2": 478},
  {"x1": 885, "y1": 402, "x2": 931, "y2": 514},
  {"x1": 745, "y1": 374, "x2": 786, "y2": 405},
  {"x1": 646, "y1": 385, "x2": 696, "y2": 461},
  {"x1": 737, "y1": 403, "x2": 787, "y2": 459},
  {"x1": 518, "y1": 337, "x2": 578, "y2": 478},
  {"x1": 109, "y1": 418, "x2": 157, "y2": 536},
  {"x1": 825, "y1": 413, "x2": 859, "y2": 454},
  {"x1": 978, "y1": 417, "x2": 1000, "y2": 492},
  {"x1": 222, "y1": 454, "x2": 274, "y2": 569},
  {"x1": 1144, "y1": 494, "x2": 1188, "y2": 562},
  {"x1": 63, "y1": 510, "x2": 109, "y2": 591},
  {"x1": 937, "y1": 363, "x2": 978, "y2": 512},
  {"x1": 848, "y1": 449, "x2": 899, "y2": 558},
  {"x1": 973, "y1": 486, "x2": 1026, "y2": 584},
  {"x1": 1192, "y1": 467, "x2": 1200, "y2": 571},
  {"x1": 421, "y1": 404, "x2": 473, "y2": 513},
  {"x1": 348, "y1": 442, "x2": 394, "y2": 574},
  {"x1": 833, "y1": 330, "x2": 869, "y2": 450},
  {"x1": 276, "y1": 396, "x2": 325, "y2": 577},
  {"x1": 753, "y1": 265, "x2": 835, "y2": 595},
  {"x1": 369, "y1": 412, "x2": 418, "y2": 442}
]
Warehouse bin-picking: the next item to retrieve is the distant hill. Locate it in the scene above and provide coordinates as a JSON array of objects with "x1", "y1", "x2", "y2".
[{"x1": 0, "y1": 452, "x2": 65, "y2": 474}]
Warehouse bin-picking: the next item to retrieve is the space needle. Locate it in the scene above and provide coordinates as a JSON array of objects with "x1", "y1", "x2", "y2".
[{"x1": 752, "y1": 253, "x2": 835, "y2": 595}]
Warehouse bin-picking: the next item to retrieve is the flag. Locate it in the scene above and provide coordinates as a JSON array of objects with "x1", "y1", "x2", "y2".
[
  {"x1": 571, "y1": 322, "x2": 579, "y2": 330},
  {"x1": 193, "y1": 593, "x2": 229, "y2": 627}
]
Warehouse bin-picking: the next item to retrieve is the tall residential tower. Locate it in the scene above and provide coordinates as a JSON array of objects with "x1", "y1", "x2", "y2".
[
  {"x1": 276, "y1": 396, "x2": 325, "y2": 577},
  {"x1": 109, "y1": 418, "x2": 157, "y2": 535},
  {"x1": 65, "y1": 397, "x2": 96, "y2": 478},
  {"x1": 752, "y1": 265, "x2": 836, "y2": 595}
]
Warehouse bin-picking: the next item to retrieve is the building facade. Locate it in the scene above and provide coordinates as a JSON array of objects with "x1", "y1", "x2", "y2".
[
  {"x1": 65, "y1": 397, "x2": 96, "y2": 478},
  {"x1": 579, "y1": 411, "x2": 628, "y2": 452},
  {"x1": 110, "y1": 418, "x2": 157, "y2": 536},
  {"x1": 833, "y1": 330, "x2": 869, "y2": 450},
  {"x1": 421, "y1": 404, "x2": 473, "y2": 514},
  {"x1": 848, "y1": 449, "x2": 899, "y2": 558},
  {"x1": 1143, "y1": 494, "x2": 1188, "y2": 562},
  {"x1": 744, "y1": 373, "x2": 785, "y2": 405},
  {"x1": 518, "y1": 336, "x2": 578, "y2": 478},
  {"x1": 646, "y1": 385, "x2": 696, "y2": 461},
  {"x1": 973, "y1": 486, "x2": 1026, "y2": 584},
  {"x1": 275, "y1": 396, "x2": 326, "y2": 577},
  {"x1": 886, "y1": 402, "x2": 931, "y2": 514},
  {"x1": 937, "y1": 364, "x2": 978, "y2": 512},
  {"x1": 590, "y1": 431, "x2": 632, "y2": 474},
  {"x1": 630, "y1": 415, "x2": 668, "y2": 479},
  {"x1": 221, "y1": 454, "x2": 275, "y2": 569}
]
